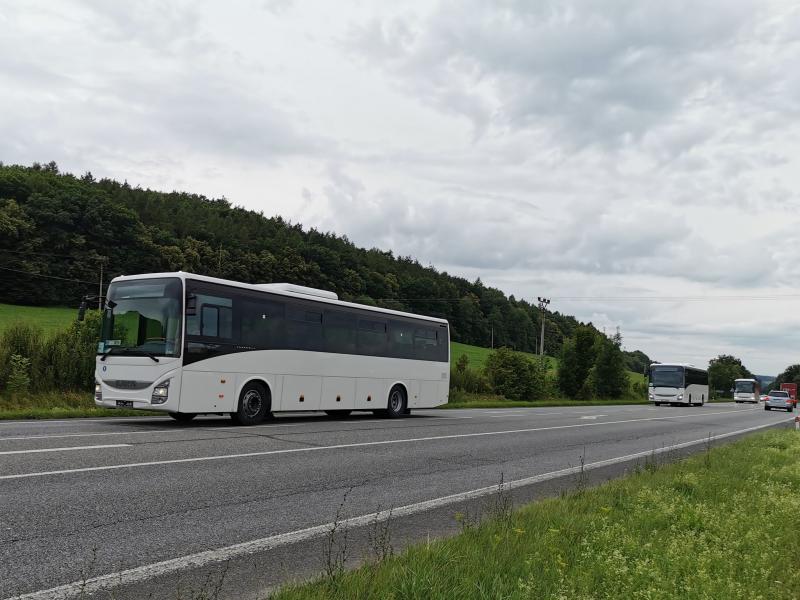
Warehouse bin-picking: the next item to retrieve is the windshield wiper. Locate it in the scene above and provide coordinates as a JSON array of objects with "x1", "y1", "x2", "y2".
[
  {"x1": 100, "y1": 346, "x2": 126, "y2": 361},
  {"x1": 100, "y1": 347, "x2": 159, "y2": 363}
]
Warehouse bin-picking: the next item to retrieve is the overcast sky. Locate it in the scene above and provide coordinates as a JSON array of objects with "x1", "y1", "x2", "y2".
[{"x1": 3, "y1": 0, "x2": 800, "y2": 374}]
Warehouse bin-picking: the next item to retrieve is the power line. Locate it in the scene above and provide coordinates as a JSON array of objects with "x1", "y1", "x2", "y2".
[
  {"x1": 0, "y1": 248, "x2": 79, "y2": 259},
  {"x1": 0, "y1": 266, "x2": 96, "y2": 285}
]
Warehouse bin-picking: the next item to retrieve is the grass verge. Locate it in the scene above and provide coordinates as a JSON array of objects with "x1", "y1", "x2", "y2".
[
  {"x1": 274, "y1": 426, "x2": 800, "y2": 600},
  {"x1": 443, "y1": 391, "x2": 647, "y2": 408},
  {"x1": 0, "y1": 392, "x2": 161, "y2": 420}
]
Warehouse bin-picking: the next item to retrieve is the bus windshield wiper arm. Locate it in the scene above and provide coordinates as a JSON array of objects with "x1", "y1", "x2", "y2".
[
  {"x1": 139, "y1": 351, "x2": 160, "y2": 363},
  {"x1": 100, "y1": 347, "x2": 159, "y2": 362},
  {"x1": 100, "y1": 346, "x2": 125, "y2": 361}
]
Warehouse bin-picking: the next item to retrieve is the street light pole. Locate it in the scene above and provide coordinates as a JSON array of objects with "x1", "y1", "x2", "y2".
[{"x1": 537, "y1": 297, "x2": 550, "y2": 357}]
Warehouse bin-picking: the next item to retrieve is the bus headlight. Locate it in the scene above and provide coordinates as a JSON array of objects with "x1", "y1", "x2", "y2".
[
  {"x1": 151, "y1": 380, "x2": 170, "y2": 405},
  {"x1": 648, "y1": 393, "x2": 654, "y2": 400},
  {"x1": 677, "y1": 394, "x2": 684, "y2": 401},
  {"x1": 95, "y1": 381, "x2": 102, "y2": 402}
]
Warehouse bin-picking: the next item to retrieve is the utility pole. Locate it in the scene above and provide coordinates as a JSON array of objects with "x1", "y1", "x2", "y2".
[
  {"x1": 537, "y1": 297, "x2": 550, "y2": 357},
  {"x1": 97, "y1": 257, "x2": 108, "y2": 310}
]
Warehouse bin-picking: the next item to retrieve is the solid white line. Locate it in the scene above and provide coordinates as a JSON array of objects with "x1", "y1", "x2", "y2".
[
  {"x1": 0, "y1": 417, "x2": 171, "y2": 427},
  {"x1": 12, "y1": 417, "x2": 790, "y2": 600},
  {"x1": 0, "y1": 416, "x2": 474, "y2": 442},
  {"x1": 0, "y1": 407, "x2": 760, "y2": 481},
  {"x1": 0, "y1": 444, "x2": 130, "y2": 456}
]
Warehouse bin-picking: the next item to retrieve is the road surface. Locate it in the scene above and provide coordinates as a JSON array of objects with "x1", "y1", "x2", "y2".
[{"x1": 0, "y1": 402, "x2": 791, "y2": 599}]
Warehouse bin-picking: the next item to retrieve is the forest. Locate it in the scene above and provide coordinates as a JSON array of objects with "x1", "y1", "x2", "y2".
[{"x1": 0, "y1": 162, "x2": 650, "y2": 372}]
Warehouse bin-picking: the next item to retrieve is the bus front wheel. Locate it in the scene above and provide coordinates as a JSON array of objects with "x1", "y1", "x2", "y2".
[{"x1": 231, "y1": 382, "x2": 271, "y2": 425}]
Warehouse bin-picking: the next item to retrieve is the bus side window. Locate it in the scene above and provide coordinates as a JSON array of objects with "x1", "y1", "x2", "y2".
[
  {"x1": 187, "y1": 293, "x2": 233, "y2": 339},
  {"x1": 389, "y1": 321, "x2": 415, "y2": 359},
  {"x1": 324, "y1": 310, "x2": 357, "y2": 354},
  {"x1": 358, "y1": 319, "x2": 387, "y2": 356},
  {"x1": 240, "y1": 299, "x2": 285, "y2": 348},
  {"x1": 413, "y1": 327, "x2": 438, "y2": 361},
  {"x1": 286, "y1": 303, "x2": 323, "y2": 351}
]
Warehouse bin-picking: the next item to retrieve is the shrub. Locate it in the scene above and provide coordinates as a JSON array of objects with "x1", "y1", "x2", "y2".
[
  {"x1": 450, "y1": 364, "x2": 491, "y2": 394},
  {"x1": 6, "y1": 354, "x2": 31, "y2": 396},
  {"x1": 0, "y1": 311, "x2": 100, "y2": 394},
  {"x1": 485, "y1": 347, "x2": 547, "y2": 401}
]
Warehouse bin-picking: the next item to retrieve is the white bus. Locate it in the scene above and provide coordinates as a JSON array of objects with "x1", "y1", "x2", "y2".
[
  {"x1": 91, "y1": 272, "x2": 450, "y2": 424},
  {"x1": 647, "y1": 363, "x2": 709, "y2": 406},
  {"x1": 733, "y1": 378, "x2": 760, "y2": 403}
]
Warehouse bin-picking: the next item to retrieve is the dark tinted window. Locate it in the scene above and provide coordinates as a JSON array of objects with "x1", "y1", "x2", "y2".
[
  {"x1": 414, "y1": 327, "x2": 439, "y2": 361},
  {"x1": 389, "y1": 320, "x2": 415, "y2": 359},
  {"x1": 325, "y1": 311, "x2": 357, "y2": 354},
  {"x1": 286, "y1": 303, "x2": 323, "y2": 351},
  {"x1": 183, "y1": 279, "x2": 448, "y2": 363},
  {"x1": 358, "y1": 318, "x2": 387, "y2": 355},
  {"x1": 240, "y1": 298, "x2": 285, "y2": 348}
]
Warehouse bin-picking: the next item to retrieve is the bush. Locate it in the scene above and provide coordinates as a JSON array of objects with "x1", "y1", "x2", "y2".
[
  {"x1": 484, "y1": 347, "x2": 547, "y2": 401},
  {"x1": 6, "y1": 354, "x2": 31, "y2": 396},
  {"x1": 0, "y1": 311, "x2": 101, "y2": 394}
]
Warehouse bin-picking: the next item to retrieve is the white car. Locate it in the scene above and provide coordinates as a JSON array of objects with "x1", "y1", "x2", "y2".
[{"x1": 764, "y1": 390, "x2": 794, "y2": 412}]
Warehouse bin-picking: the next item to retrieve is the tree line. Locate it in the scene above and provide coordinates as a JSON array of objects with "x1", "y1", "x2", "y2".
[{"x1": 0, "y1": 162, "x2": 650, "y2": 368}]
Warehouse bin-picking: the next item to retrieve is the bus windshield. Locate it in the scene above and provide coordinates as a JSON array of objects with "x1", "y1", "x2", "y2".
[
  {"x1": 735, "y1": 380, "x2": 755, "y2": 393},
  {"x1": 650, "y1": 366, "x2": 684, "y2": 388},
  {"x1": 99, "y1": 278, "x2": 183, "y2": 358}
]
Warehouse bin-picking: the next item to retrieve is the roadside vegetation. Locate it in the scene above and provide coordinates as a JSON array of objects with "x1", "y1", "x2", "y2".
[
  {"x1": 449, "y1": 325, "x2": 648, "y2": 408},
  {"x1": 0, "y1": 304, "x2": 650, "y2": 419},
  {"x1": 274, "y1": 427, "x2": 800, "y2": 600}
]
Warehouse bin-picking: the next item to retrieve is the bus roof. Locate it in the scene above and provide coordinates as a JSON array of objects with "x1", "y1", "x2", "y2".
[
  {"x1": 734, "y1": 378, "x2": 757, "y2": 382},
  {"x1": 109, "y1": 272, "x2": 449, "y2": 325},
  {"x1": 650, "y1": 362, "x2": 707, "y2": 371}
]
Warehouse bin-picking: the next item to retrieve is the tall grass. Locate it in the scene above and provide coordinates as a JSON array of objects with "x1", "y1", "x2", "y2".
[
  {"x1": 0, "y1": 311, "x2": 100, "y2": 395},
  {"x1": 273, "y1": 428, "x2": 800, "y2": 599}
]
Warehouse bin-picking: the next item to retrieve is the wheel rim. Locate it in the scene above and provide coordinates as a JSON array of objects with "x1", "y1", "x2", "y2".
[
  {"x1": 389, "y1": 389, "x2": 403, "y2": 413},
  {"x1": 242, "y1": 390, "x2": 262, "y2": 419}
]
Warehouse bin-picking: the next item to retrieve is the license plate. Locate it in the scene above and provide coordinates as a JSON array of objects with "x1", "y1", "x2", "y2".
[{"x1": 116, "y1": 400, "x2": 134, "y2": 408}]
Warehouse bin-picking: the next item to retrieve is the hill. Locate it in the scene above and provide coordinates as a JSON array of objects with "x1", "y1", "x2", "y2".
[{"x1": 0, "y1": 162, "x2": 649, "y2": 365}]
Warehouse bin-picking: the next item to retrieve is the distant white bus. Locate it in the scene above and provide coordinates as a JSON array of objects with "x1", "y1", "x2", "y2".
[
  {"x1": 648, "y1": 363, "x2": 709, "y2": 406},
  {"x1": 91, "y1": 273, "x2": 450, "y2": 424},
  {"x1": 733, "y1": 378, "x2": 760, "y2": 403}
]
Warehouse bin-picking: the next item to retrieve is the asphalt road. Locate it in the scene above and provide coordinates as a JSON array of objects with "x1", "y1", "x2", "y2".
[{"x1": 0, "y1": 402, "x2": 792, "y2": 599}]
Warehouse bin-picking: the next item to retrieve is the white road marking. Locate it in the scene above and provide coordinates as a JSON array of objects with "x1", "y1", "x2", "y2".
[
  {"x1": 0, "y1": 407, "x2": 761, "y2": 481},
  {"x1": 580, "y1": 415, "x2": 607, "y2": 420},
  {"x1": 0, "y1": 444, "x2": 130, "y2": 456},
  {"x1": 0, "y1": 416, "x2": 474, "y2": 443},
  {"x1": 12, "y1": 417, "x2": 790, "y2": 600}
]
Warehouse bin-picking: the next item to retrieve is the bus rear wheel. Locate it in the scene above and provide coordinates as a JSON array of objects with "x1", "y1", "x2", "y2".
[
  {"x1": 169, "y1": 412, "x2": 196, "y2": 423},
  {"x1": 231, "y1": 382, "x2": 271, "y2": 425},
  {"x1": 380, "y1": 385, "x2": 407, "y2": 419}
]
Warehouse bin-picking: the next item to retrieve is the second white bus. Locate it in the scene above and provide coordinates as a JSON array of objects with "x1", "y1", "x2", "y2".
[{"x1": 648, "y1": 363, "x2": 709, "y2": 406}]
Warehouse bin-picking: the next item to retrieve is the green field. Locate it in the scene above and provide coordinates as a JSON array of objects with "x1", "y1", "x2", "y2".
[
  {"x1": 0, "y1": 303, "x2": 76, "y2": 335},
  {"x1": 274, "y1": 427, "x2": 800, "y2": 599}
]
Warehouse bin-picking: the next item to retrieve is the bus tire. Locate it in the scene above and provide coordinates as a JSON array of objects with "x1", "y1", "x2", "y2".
[
  {"x1": 382, "y1": 385, "x2": 407, "y2": 419},
  {"x1": 231, "y1": 382, "x2": 271, "y2": 426},
  {"x1": 169, "y1": 412, "x2": 196, "y2": 423},
  {"x1": 325, "y1": 410, "x2": 352, "y2": 418}
]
